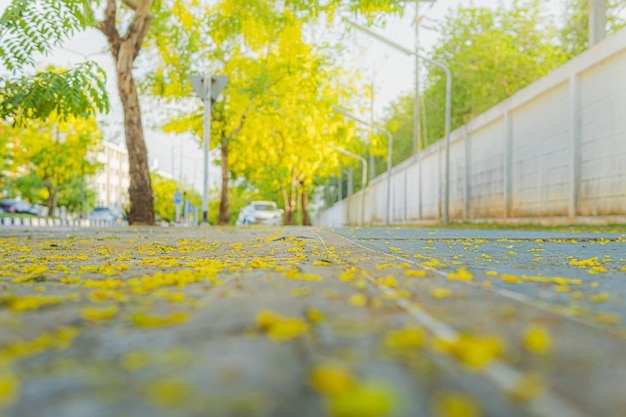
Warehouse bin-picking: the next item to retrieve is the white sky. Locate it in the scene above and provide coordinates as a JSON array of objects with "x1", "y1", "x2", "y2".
[{"x1": 0, "y1": 0, "x2": 569, "y2": 192}]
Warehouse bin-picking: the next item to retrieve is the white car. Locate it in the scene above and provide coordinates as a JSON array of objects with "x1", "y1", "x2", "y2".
[{"x1": 236, "y1": 201, "x2": 283, "y2": 226}]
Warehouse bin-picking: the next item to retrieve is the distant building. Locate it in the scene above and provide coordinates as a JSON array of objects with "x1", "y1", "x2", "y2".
[{"x1": 93, "y1": 140, "x2": 129, "y2": 209}]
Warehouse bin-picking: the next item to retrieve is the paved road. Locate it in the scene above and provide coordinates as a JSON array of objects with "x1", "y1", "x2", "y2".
[
  {"x1": 333, "y1": 227, "x2": 626, "y2": 330},
  {"x1": 0, "y1": 226, "x2": 625, "y2": 417}
]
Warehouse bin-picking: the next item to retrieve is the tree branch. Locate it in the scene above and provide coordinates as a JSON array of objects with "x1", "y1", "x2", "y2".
[
  {"x1": 121, "y1": 0, "x2": 139, "y2": 10},
  {"x1": 121, "y1": 0, "x2": 154, "y2": 60},
  {"x1": 95, "y1": 0, "x2": 121, "y2": 58}
]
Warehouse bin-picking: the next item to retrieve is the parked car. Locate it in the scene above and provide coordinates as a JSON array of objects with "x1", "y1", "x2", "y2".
[
  {"x1": 236, "y1": 201, "x2": 283, "y2": 226},
  {"x1": 0, "y1": 199, "x2": 36, "y2": 215},
  {"x1": 88, "y1": 206, "x2": 126, "y2": 223}
]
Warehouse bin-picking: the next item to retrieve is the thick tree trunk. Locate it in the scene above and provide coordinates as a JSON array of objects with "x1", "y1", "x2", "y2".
[
  {"x1": 218, "y1": 144, "x2": 229, "y2": 225},
  {"x1": 301, "y1": 185, "x2": 311, "y2": 226},
  {"x1": 117, "y1": 64, "x2": 154, "y2": 225},
  {"x1": 97, "y1": 0, "x2": 155, "y2": 225}
]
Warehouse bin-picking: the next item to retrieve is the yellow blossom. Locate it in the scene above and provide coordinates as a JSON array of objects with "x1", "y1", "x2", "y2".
[
  {"x1": 384, "y1": 328, "x2": 424, "y2": 349},
  {"x1": 256, "y1": 309, "x2": 308, "y2": 341},
  {"x1": 81, "y1": 305, "x2": 119, "y2": 321},
  {"x1": 0, "y1": 372, "x2": 19, "y2": 407},
  {"x1": 309, "y1": 365, "x2": 354, "y2": 395},
  {"x1": 447, "y1": 268, "x2": 473, "y2": 281},
  {"x1": 328, "y1": 382, "x2": 396, "y2": 417},
  {"x1": 405, "y1": 269, "x2": 426, "y2": 277},
  {"x1": 523, "y1": 324, "x2": 552, "y2": 355},
  {"x1": 431, "y1": 392, "x2": 481, "y2": 417},
  {"x1": 438, "y1": 334, "x2": 503, "y2": 369},
  {"x1": 431, "y1": 288, "x2": 451, "y2": 299},
  {"x1": 131, "y1": 312, "x2": 189, "y2": 328},
  {"x1": 349, "y1": 293, "x2": 367, "y2": 307}
]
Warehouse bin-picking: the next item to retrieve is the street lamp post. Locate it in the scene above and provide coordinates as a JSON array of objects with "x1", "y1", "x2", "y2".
[
  {"x1": 332, "y1": 105, "x2": 394, "y2": 226},
  {"x1": 347, "y1": 20, "x2": 452, "y2": 224},
  {"x1": 189, "y1": 74, "x2": 228, "y2": 224},
  {"x1": 332, "y1": 146, "x2": 367, "y2": 226}
]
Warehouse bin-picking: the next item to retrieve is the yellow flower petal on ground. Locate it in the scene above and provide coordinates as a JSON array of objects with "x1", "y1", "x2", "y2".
[
  {"x1": 431, "y1": 392, "x2": 481, "y2": 417},
  {"x1": 309, "y1": 365, "x2": 354, "y2": 395},
  {"x1": 339, "y1": 268, "x2": 358, "y2": 281},
  {"x1": 0, "y1": 372, "x2": 19, "y2": 407},
  {"x1": 352, "y1": 280, "x2": 367, "y2": 289},
  {"x1": 166, "y1": 292, "x2": 186, "y2": 303},
  {"x1": 438, "y1": 334, "x2": 503, "y2": 369},
  {"x1": 447, "y1": 268, "x2": 473, "y2": 281},
  {"x1": 375, "y1": 275, "x2": 397, "y2": 288},
  {"x1": 145, "y1": 378, "x2": 192, "y2": 407},
  {"x1": 594, "y1": 312, "x2": 621, "y2": 324},
  {"x1": 256, "y1": 309, "x2": 308, "y2": 341},
  {"x1": 384, "y1": 328, "x2": 424, "y2": 349},
  {"x1": 328, "y1": 383, "x2": 396, "y2": 417},
  {"x1": 266, "y1": 318, "x2": 308, "y2": 341},
  {"x1": 121, "y1": 351, "x2": 150, "y2": 372},
  {"x1": 9, "y1": 295, "x2": 63, "y2": 312},
  {"x1": 349, "y1": 293, "x2": 367, "y2": 307},
  {"x1": 306, "y1": 308, "x2": 324, "y2": 323},
  {"x1": 431, "y1": 288, "x2": 451, "y2": 299},
  {"x1": 291, "y1": 287, "x2": 311, "y2": 297},
  {"x1": 131, "y1": 311, "x2": 189, "y2": 328},
  {"x1": 523, "y1": 324, "x2": 552, "y2": 355},
  {"x1": 589, "y1": 293, "x2": 609, "y2": 303},
  {"x1": 405, "y1": 269, "x2": 426, "y2": 277},
  {"x1": 81, "y1": 305, "x2": 119, "y2": 321},
  {"x1": 508, "y1": 373, "x2": 544, "y2": 401},
  {"x1": 256, "y1": 309, "x2": 282, "y2": 329},
  {"x1": 501, "y1": 274, "x2": 521, "y2": 284}
]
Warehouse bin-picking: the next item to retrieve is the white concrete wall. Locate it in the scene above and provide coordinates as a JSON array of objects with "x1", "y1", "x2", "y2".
[{"x1": 318, "y1": 27, "x2": 626, "y2": 227}]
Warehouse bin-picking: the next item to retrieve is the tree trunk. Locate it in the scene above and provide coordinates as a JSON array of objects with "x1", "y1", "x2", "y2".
[
  {"x1": 281, "y1": 186, "x2": 294, "y2": 225},
  {"x1": 218, "y1": 144, "x2": 229, "y2": 225},
  {"x1": 117, "y1": 64, "x2": 154, "y2": 225},
  {"x1": 97, "y1": 0, "x2": 155, "y2": 225},
  {"x1": 45, "y1": 180, "x2": 56, "y2": 217},
  {"x1": 301, "y1": 185, "x2": 311, "y2": 226}
]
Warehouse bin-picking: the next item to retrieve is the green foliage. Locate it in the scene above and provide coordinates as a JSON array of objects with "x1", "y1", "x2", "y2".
[
  {"x1": 0, "y1": 63, "x2": 109, "y2": 123},
  {"x1": 0, "y1": 0, "x2": 93, "y2": 71},
  {"x1": 382, "y1": 1, "x2": 626, "y2": 156},
  {"x1": 560, "y1": 0, "x2": 626, "y2": 56},
  {"x1": 0, "y1": 113, "x2": 102, "y2": 214},
  {"x1": 0, "y1": 0, "x2": 108, "y2": 123},
  {"x1": 151, "y1": 173, "x2": 202, "y2": 223}
]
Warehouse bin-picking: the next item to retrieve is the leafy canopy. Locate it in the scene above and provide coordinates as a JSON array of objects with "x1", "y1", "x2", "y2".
[{"x1": 0, "y1": 0, "x2": 108, "y2": 123}]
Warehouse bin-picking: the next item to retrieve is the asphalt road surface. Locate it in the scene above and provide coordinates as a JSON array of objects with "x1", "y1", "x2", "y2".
[{"x1": 0, "y1": 226, "x2": 625, "y2": 417}]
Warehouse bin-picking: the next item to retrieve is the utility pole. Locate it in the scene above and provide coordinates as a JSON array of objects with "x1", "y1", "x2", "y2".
[
  {"x1": 589, "y1": 0, "x2": 607, "y2": 46},
  {"x1": 414, "y1": 0, "x2": 422, "y2": 153}
]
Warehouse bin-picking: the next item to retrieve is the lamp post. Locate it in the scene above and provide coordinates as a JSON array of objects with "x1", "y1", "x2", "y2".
[
  {"x1": 347, "y1": 20, "x2": 452, "y2": 224},
  {"x1": 332, "y1": 146, "x2": 367, "y2": 226},
  {"x1": 332, "y1": 105, "x2": 393, "y2": 226},
  {"x1": 189, "y1": 74, "x2": 228, "y2": 224}
]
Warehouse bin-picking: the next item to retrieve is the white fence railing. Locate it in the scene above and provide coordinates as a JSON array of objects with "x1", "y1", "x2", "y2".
[
  {"x1": 319, "y1": 27, "x2": 626, "y2": 227},
  {"x1": 0, "y1": 217, "x2": 128, "y2": 228}
]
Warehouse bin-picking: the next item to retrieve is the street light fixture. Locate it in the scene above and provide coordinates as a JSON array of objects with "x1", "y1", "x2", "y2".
[
  {"x1": 189, "y1": 73, "x2": 228, "y2": 224},
  {"x1": 346, "y1": 20, "x2": 452, "y2": 224},
  {"x1": 332, "y1": 105, "x2": 394, "y2": 226},
  {"x1": 332, "y1": 145, "x2": 367, "y2": 226}
]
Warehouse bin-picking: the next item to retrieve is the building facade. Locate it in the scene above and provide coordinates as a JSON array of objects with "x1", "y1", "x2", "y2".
[{"x1": 93, "y1": 140, "x2": 129, "y2": 210}]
